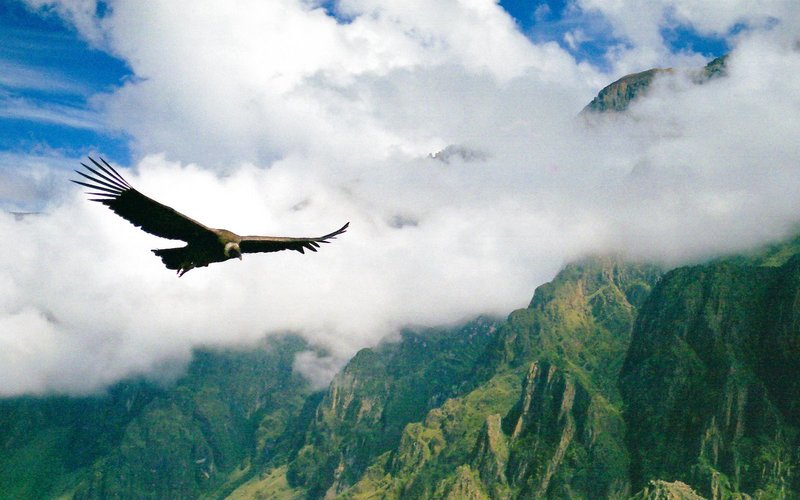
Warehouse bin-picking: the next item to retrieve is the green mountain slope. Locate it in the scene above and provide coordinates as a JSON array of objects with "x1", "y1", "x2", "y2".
[
  {"x1": 622, "y1": 255, "x2": 800, "y2": 498},
  {"x1": 286, "y1": 317, "x2": 501, "y2": 498},
  {"x1": 321, "y1": 257, "x2": 663, "y2": 499},
  {"x1": 0, "y1": 382, "x2": 162, "y2": 499},
  {"x1": 3, "y1": 244, "x2": 799, "y2": 499},
  {"x1": 0, "y1": 335, "x2": 313, "y2": 499}
]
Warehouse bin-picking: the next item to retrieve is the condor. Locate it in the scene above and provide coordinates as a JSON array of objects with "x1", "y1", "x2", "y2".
[{"x1": 73, "y1": 157, "x2": 348, "y2": 276}]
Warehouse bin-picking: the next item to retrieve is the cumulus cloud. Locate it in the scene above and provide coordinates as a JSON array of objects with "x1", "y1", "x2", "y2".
[
  {"x1": 3, "y1": 0, "x2": 800, "y2": 394},
  {"x1": 89, "y1": 0, "x2": 592, "y2": 166},
  {"x1": 0, "y1": 153, "x2": 75, "y2": 211}
]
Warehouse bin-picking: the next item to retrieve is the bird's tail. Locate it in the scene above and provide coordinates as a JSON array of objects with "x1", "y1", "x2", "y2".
[
  {"x1": 153, "y1": 247, "x2": 203, "y2": 278},
  {"x1": 152, "y1": 247, "x2": 185, "y2": 270},
  {"x1": 152, "y1": 247, "x2": 207, "y2": 277}
]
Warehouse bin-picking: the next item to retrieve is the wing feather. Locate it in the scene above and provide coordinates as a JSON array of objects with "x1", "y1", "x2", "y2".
[
  {"x1": 88, "y1": 157, "x2": 132, "y2": 187},
  {"x1": 72, "y1": 157, "x2": 215, "y2": 242},
  {"x1": 72, "y1": 180, "x2": 119, "y2": 194},
  {"x1": 239, "y1": 222, "x2": 349, "y2": 254}
]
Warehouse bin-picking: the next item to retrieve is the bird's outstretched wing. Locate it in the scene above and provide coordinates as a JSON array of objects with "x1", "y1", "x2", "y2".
[
  {"x1": 239, "y1": 222, "x2": 349, "y2": 254},
  {"x1": 72, "y1": 157, "x2": 215, "y2": 242}
]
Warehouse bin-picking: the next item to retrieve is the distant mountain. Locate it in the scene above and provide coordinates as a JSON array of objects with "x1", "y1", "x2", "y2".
[
  {"x1": 583, "y1": 55, "x2": 728, "y2": 113},
  {"x1": 3, "y1": 55, "x2": 798, "y2": 499}
]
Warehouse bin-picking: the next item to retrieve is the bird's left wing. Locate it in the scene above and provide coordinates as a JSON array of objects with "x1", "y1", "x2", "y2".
[
  {"x1": 239, "y1": 222, "x2": 349, "y2": 254},
  {"x1": 72, "y1": 157, "x2": 216, "y2": 242}
]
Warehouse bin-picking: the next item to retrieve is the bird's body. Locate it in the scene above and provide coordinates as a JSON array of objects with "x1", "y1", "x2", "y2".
[
  {"x1": 72, "y1": 157, "x2": 348, "y2": 276},
  {"x1": 151, "y1": 229, "x2": 239, "y2": 276}
]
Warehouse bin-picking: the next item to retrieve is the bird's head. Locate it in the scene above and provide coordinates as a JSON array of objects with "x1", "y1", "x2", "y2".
[{"x1": 224, "y1": 242, "x2": 242, "y2": 260}]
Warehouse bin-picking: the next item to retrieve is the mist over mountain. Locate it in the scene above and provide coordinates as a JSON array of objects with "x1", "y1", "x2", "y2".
[{"x1": 3, "y1": 51, "x2": 800, "y2": 498}]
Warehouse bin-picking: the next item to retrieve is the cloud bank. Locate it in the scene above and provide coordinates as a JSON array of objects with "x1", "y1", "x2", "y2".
[{"x1": 2, "y1": 0, "x2": 800, "y2": 395}]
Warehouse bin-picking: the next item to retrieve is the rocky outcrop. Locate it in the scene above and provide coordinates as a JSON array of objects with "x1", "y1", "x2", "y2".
[
  {"x1": 583, "y1": 68, "x2": 665, "y2": 113},
  {"x1": 631, "y1": 479, "x2": 705, "y2": 500},
  {"x1": 389, "y1": 420, "x2": 446, "y2": 477},
  {"x1": 505, "y1": 362, "x2": 585, "y2": 496},
  {"x1": 471, "y1": 414, "x2": 509, "y2": 488},
  {"x1": 433, "y1": 465, "x2": 491, "y2": 499},
  {"x1": 493, "y1": 361, "x2": 629, "y2": 499}
]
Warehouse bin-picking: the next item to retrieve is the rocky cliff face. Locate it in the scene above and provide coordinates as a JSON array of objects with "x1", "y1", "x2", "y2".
[
  {"x1": 622, "y1": 256, "x2": 800, "y2": 498},
  {"x1": 286, "y1": 317, "x2": 500, "y2": 497},
  {"x1": 501, "y1": 361, "x2": 628, "y2": 499},
  {"x1": 482, "y1": 255, "x2": 662, "y2": 402},
  {"x1": 322, "y1": 256, "x2": 662, "y2": 499},
  {"x1": 463, "y1": 359, "x2": 630, "y2": 499}
]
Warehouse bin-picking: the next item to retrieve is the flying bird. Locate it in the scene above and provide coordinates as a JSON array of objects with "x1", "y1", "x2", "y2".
[{"x1": 72, "y1": 157, "x2": 349, "y2": 276}]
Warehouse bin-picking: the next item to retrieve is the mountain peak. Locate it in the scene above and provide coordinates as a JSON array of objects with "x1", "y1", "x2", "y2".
[{"x1": 583, "y1": 55, "x2": 729, "y2": 113}]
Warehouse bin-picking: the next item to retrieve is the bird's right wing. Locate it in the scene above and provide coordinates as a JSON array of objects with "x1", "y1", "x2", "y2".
[
  {"x1": 72, "y1": 157, "x2": 215, "y2": 242},
  {"x1": 239, "y1": 222, "x2": 349, "y2": 254}
]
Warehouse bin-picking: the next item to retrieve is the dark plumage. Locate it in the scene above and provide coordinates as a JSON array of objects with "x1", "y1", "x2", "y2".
[{"x1": 72, "y1": 157, "x2": 348, "y2": 276}]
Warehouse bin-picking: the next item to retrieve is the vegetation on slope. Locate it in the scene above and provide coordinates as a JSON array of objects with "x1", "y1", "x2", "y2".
[
  {"x1": 319, "y1": 256, "x2": 663, "y2": 499},
  {"x1": 0, "y1": 335, "x2": 312, "y2": 499},
  {"x1": 623, "y1": 255, "x2": 800, "y2": 498}
]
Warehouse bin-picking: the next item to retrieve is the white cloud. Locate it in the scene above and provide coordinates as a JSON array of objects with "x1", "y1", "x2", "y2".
[
  {"x1": 564, "y1": 28, "x2": 589, "y2": 52},
  {"x1": 0, "y1": 152, "x2": 76, "y2": 211},
  {"x1": 0, "y1": 59, "x2": 92, "y2": 95},
  {"x1": 89, "y1": 0, "x2": 590, "y2": 166},
  {"x1": 23, "y1": 0, "x2": 106, "y2": 46},
  {"x1": 577, "y1": 0, "x2": 800, "y2": 75},
  {"x1": 3, "y1": 0, "x2": 800, "y2": 395},
  {"x1": 293, "y1": 350, "x2": 346, "y2": 390},
  {"x1": 0, "y1": 93, "x2": 103, "y2": 130}
]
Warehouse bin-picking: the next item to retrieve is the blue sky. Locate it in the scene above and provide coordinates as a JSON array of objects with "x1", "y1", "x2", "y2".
[
  {"x1": 0, "y1": 0, "x2": 731, "y2": 168},
  {"x1": 500, "y1": 0, "x2": 729, "y2": 63},
  {"x1": 0, "y1": 0, "x2": 130, "y2": 161}
]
